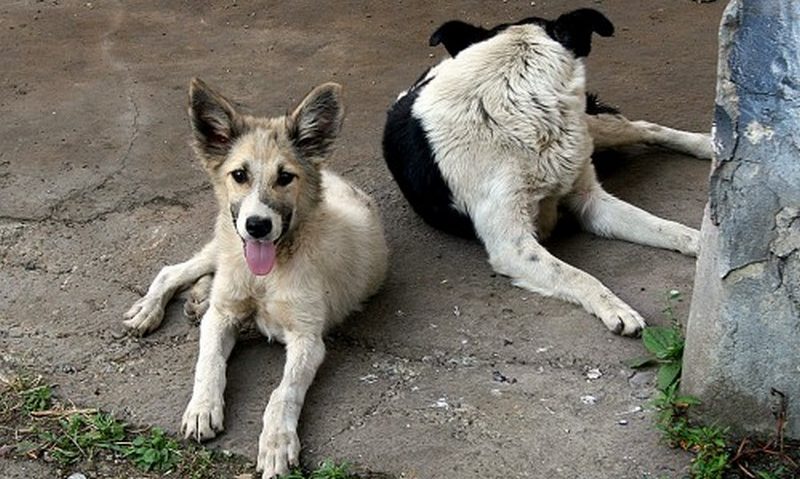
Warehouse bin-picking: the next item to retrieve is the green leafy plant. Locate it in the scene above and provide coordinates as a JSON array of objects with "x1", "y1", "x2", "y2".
[
  {"x1": 123, "y1": 426, "x2": 180, "y2": 472},
  {"x1": 283, "y1": 460, "x2": 357, "y2": 479},
  {"x1": 627, "y1": 290, "x2": 733, "y2": 478},
  {"x1": 1, "y1": 375, "x2": 257, "y2": 478},
  {"x1": 38, "y1": 412, "x2": 126, "y2": 464},
  {"x1": 22, "y1": 384, "x2": 53, "y2": 413},
  {"x1": 626, "y1": 290, "x2": 686, "y2": 390}
]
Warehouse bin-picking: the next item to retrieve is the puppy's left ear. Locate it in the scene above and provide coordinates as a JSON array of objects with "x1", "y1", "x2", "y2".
[
  {"x1": 548, "y1": 8, "x2": 614, "y2": 58},
  {"x1": 288, "y1": 83, "x2": 344, "y2": 163}
]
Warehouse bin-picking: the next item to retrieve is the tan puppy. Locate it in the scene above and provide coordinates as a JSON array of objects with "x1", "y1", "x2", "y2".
[{"x1": 124, "y1": 79, "x2": 388, "y2": 478}]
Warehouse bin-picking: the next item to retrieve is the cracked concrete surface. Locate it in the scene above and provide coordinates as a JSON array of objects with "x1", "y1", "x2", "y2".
[{"x1": 1, "y1": 1, "x2": 726, "y2": 477}]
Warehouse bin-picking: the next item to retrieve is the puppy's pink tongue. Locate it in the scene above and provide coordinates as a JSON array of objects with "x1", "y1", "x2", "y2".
[{"x1": 244, "y1": 241, "x2": 276, "y2": 276}]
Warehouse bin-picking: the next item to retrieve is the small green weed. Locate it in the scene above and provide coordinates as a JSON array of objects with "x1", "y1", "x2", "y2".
[
  {"x1": 629, "y1": 290, "x2": 731, "y2": 478},
  {"x1": 2, "y1": 375, "x2": 53, "y2": 414},
  {"x1": 284, "y1": 460, "x2": 358, "y2": 479},
  {"x1": 22, "y1": 384, "x2": 53, "y2": 413},
  {"x1": 38, "y1": 412, "x2": 126, "y2": 464},
  {"x1": 630, "y1": 290, "x2": 800, "y2": 478},
  {"x1": 124, "y1": 427, "x2": 180, "y2": 472}
]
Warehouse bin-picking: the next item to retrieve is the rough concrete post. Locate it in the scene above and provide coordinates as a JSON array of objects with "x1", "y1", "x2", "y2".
[{"x1": 682, "y1": 0, "x2": 800, "y2": 438}]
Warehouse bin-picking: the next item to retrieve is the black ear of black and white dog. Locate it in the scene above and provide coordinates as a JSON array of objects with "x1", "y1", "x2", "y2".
[
  {"x1": 546, "y1": 8, "x2": 614, "y2": 57},
  {"x1": 429, "y1": 21, "x2": 493, "y2": 57},
  {"x1": 429, "y1": 8, "x2": 614, "y2": 58}
]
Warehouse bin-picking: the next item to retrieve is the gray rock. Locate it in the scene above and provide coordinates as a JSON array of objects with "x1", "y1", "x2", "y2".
[{"x1": 683, "y1": 0, "x2": 800, "y2": 439}]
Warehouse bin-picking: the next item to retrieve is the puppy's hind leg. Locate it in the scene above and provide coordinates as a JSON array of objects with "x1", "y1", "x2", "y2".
[
  {"x1": 472, "y1": 193, "x2": 646, "y2": 336},
  {"x1": 587, "y1": 113, "x2": 713, "y2": 159},
  {"x1": 184, "y1": 274, "x2": 213, "y2": 324},
  {"x1": 565, "y1": 164, "x2": 699, "y2": 256},
  {"x1": 123, "y1": 239, "x2": 217, "y2": 335}
]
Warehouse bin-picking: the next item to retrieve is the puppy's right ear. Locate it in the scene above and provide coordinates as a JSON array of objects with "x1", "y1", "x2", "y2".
[
  {"x1": 429, "y1": 21, "x2": 491, "y2": 57},
  {"x1": 189, "y1": 78, "x2": 241, "y2": 167},
  {"x1": 288, "y1": 82, "x2": 344, "y2": 165}
]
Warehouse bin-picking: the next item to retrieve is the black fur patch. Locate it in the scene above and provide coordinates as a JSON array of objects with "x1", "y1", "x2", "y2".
[
  {"x1": 429, "y1": 21, "x2": 495, "y2": 57},
  {"x1": 546, "y1": 9, "x2": 614, "y2": 58},
  {"x1": 382, "y1": 87, "x2": 476, "y2": 239},
  {"x1": 429, "y1": 8, "x2": 613, "y2": 58},
  {"x1": 229, "y1": 202, "x2": 240, "y2": 231}
]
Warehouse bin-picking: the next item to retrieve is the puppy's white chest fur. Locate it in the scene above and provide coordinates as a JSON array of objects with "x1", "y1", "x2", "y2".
[{"x1": 218, "y1": 170, "x2": 388, "y2": 342}]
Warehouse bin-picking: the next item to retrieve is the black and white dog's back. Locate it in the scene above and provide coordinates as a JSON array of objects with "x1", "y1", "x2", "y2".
[{"x1": 382, "y1": 9, "x2": 711, "y2": 335}]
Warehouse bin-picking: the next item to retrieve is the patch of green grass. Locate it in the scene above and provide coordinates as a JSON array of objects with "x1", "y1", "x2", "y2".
[
  {"x1": 37, "y1": 412, "x2": 126, "y2": 464},
  {"x1": 22, "y1": 383, "x2": 53, "y2": 413},
  {"x1": 124, "y1": 427, "x2": 180, "y2": 472},
  {"x1": 1, "y1": 371, "x2": 377, "y2": 479},
  {"x1": 284, "y1": 460, "x2": 357, "y2": 479},
  {"x1": 1, "y1": 374, "x2": 53, "y2": 414},
  {"x1": 628, "y1": 290, "x2": 731, "y2": 478}
]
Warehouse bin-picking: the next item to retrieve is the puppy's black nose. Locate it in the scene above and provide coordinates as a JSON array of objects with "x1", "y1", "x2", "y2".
[{"x1": 245, "y1": 216, "x2": 272, "y2": 239}]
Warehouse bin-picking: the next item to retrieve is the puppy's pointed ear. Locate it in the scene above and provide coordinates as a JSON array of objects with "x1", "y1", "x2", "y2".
[
  {"x1": 288, "y1": 83, "x2": 343, "y2": 164},
  {"x1": 548, "y1": 8, "x2": 614, "y2": 58},
  {"x1": 189, "y1": 78, "x2": 241, "y2": 167},
  {"x1": 429, "y1": 20, "x2": 491, "y2": 57}
]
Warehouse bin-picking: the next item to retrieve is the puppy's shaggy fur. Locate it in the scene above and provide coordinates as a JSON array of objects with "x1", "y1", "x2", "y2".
[
  {"x1": 124, "y1": 79, "x2": 388, "y2": 478},
  {"x1": 383, "y1": 9, "x2": 711, "y2": 335}
]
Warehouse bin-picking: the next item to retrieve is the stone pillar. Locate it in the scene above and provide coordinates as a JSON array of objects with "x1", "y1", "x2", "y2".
[{"x1": 682, "y1": 0, "x2": 800, "y2": 438}]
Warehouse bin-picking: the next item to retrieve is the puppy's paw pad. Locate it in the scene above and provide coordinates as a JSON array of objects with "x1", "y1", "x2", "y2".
[
  {"x1": 256, "y1": 429, "x2": 300, "y2": 479},
  {"x1": 181, "y1": 398, "x2": 224, "y2": 442}
]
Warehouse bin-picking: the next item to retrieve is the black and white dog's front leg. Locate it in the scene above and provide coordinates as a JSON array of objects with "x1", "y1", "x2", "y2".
[
  {"x1": 257, "y1": 330, "x2": 326, "y2": 479},
  {"x1": 587, "y1": 113, "x2": 713, "y2": 159},
  {"x1": 472, "y1": 189, "x2": 646, "y2": 336},
  {"x1": 564, "y1": 163, "x2": 699, "y2": 256}
]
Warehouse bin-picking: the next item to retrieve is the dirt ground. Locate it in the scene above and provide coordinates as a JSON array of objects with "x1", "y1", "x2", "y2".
[{"x1": 1, "y1": 1, "x2": 728, "y2": 478}]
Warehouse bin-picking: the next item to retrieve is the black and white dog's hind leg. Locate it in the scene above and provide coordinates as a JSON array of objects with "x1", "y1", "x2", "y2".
[
  {"x1": 471, "y1": 175, "x2": 647, "y2": 336},
  {"x1": 586, "y1": 112, "x2": 713, "y2": 159},
  {"x1": 564, "y1": 163, "x2": 700, "y2": 256}
]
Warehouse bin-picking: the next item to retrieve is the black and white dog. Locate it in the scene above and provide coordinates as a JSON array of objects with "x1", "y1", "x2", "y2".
[{"x1": 382, "y1": 9, "x2": 712, "y2": 336}]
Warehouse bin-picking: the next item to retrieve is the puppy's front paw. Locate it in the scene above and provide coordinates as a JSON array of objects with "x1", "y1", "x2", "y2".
[
  {"x1": 122, "y1": 296, "x2": 164, "y2": 335},
  {"x1": 256, "y1": 426, "x2": 300, "y2": 479},
  {"x1": 594, "y1": 295, "x2": 646, "y2": 337},
  {"x1": 181, "y1": 396, "x2": 224, "y2": 442}
]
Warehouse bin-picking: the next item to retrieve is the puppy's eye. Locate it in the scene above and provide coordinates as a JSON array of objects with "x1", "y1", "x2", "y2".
[
  {"x1": 231, "y1": 169, "x2": 248, "y2": 184},
  {"x1": 276, "y1": 171, "x2": 295, "y2": 187}
]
